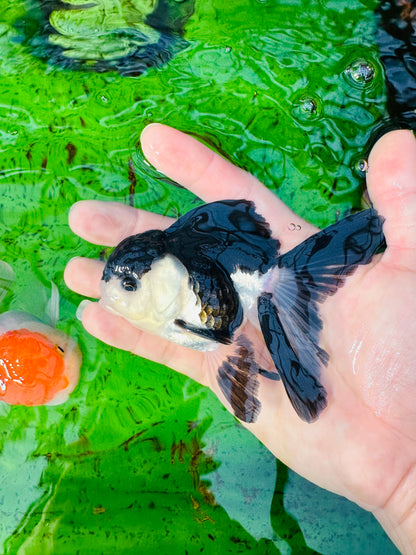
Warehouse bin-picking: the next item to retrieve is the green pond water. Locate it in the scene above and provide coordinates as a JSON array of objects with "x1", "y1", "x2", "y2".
[{"x1": 0, "y1": 0, "x2": 400, "y2": 553}]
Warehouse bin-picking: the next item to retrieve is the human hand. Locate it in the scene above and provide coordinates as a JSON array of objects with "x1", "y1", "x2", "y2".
[{"x1": 65, "y1": 124, "x2": 416, "y2": 554}]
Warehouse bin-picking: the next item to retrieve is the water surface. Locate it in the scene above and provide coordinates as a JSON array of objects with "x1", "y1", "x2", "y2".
[{"x1": 0, "y1": 1, "x2": 399, "y2": 553}]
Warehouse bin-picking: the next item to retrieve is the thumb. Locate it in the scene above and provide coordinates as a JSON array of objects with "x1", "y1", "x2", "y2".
[{"x1": 367, "y1": 129, "x2": 416, "y2": 270}]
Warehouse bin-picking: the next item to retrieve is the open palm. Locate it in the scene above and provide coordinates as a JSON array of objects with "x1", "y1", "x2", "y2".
[{"x1": 65, "y1": 124, "x2": 416, "y2": 553}]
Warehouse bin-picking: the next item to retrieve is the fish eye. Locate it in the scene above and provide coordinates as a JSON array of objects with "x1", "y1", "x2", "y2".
[{"x1": 121, "y1": 276, "x2": 137, "y2": 292}]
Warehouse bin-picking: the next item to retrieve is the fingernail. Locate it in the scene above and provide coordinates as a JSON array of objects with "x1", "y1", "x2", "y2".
[
  {"x1": 68, "y1": 200, "x2": 83, "y2": 217},
  {"x1": 141, "y1": 122, "x2": 162, "y2": 138},
  {"x1": 140, "y1": 123, "x2": 163, "y2": 167},
  {"x1": 68, "y1": 201, "x2": 84, "y2": 229},
  {"x1": 76, "y1": 299, "x2": 92, "y2": 321}
]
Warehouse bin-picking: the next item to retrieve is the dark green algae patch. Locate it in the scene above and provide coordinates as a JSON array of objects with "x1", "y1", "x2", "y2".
[{"x1": 0, "y1": 0, "x2": 400, "y2": 553}]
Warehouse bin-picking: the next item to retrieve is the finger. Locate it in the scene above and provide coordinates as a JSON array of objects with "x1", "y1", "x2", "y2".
[
  {"x1": 68, "y1": 200, "x2": 174, "y2": 246},
  {"x1": 367, "y1": 129, "x2": 416, "y2": 269},
  {"x1": 64, "y1": 257, "x2": 104, "y2": 298},
  {"x1": 140, "y1": 123, "x2": 317, "y2": 246},
  {"x1": 81, "y1": 301, "x2": 206, "y2": 384}
]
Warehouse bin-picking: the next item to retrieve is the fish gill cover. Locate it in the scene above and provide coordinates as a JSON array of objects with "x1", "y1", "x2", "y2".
[{"x1": 17, "y1": 0, "x2": 195, "y2": 76}]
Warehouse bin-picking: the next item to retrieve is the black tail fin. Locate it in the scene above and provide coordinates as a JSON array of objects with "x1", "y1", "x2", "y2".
[{"x1": 258, "y1": 209, "x2": 385, "y2": 422}]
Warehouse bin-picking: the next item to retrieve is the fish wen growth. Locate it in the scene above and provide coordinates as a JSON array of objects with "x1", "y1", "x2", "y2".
[{"x1": 0, "y1": 277, "x2": 81, "y2": 406}]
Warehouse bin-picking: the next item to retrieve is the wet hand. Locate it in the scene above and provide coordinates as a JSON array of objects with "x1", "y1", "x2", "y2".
[{"x1": 64, "y1": 124, "x2": 416, "y2": 554}]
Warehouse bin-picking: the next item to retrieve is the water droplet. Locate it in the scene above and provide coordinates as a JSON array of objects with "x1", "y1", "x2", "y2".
[
  {"x1": 9, "y1": 130, "x2": 18, "y2": 136},
  {"x1": 380, "y1": 1, "x2": 391, "y2": 11},
  {"x1": 296, "y1": 224, "x2": 302, "y2": 231},
  {"x1": 100, "y1": 95, "x2": 109, "y2": 103},
  {"x1": 345, "y1": 59, "x2": 375, "y2": 88},
  {"x1": 225, "y1": 45, "x2": 232, "y2": 53},
  {"x1": 288, "y1": 223, "x2": 296, "y2": 231}
]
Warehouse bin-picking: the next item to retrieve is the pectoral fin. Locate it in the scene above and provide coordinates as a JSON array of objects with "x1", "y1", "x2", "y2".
[
  {"x1": 174, "y1": 318, "x2": 232, "y2": 345},
  {"x1": 257, "y1": 294, "x2": 327, "y2": 422}
]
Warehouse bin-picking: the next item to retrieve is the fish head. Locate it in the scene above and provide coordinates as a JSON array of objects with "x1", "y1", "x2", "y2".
[{"x1": 100, "y1": 230, "x2": 197, "y2": 335}]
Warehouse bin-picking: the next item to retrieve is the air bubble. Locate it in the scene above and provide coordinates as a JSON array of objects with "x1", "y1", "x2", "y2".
[
  {"x1": 354, "y1": 158, "x2": 369, "y2": 176},
  {"x1": 292, "y1": 94, "x2": 321, "y2": 122},
  {"x1": 100, "y1": 95, "x2": 109, "y2": 103},
  {"x1": 302, "y1": 99, "x2": 317, "y2": 113},
  {"x1": 356, "y1": 159, "x2": 369, "y2": 172},
  {"x1": 225, "y1": 46, "x2": 232, "y2": 53},
  {"x1": 345, "y1": 59, "x2": 375, "y2": 88},
  {"x1": 288, "y1": 223, "x2": 302, "y2": 231}
]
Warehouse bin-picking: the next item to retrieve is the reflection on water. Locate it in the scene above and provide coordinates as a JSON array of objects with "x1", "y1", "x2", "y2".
[
  {"x1": 17, "y1": 0, "x2": 195, "y2": 76},
  {"x1": 0, "y1": 0, "x2": 400, "y2": 553}
]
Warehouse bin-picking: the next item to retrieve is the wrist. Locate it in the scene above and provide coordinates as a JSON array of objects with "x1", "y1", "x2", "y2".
[{"x1": 373, "y1": 463, "x2": 416, "y2": 555}]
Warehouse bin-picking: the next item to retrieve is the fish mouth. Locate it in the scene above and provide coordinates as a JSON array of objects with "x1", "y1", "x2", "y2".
[{"x1": 98, "y1": 297, "x2": 125, "y2": 319}]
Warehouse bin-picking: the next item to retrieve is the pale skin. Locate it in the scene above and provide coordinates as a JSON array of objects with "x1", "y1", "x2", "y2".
[{"x1": 65, "y1": 124, "x2": 416, "y2": 554}]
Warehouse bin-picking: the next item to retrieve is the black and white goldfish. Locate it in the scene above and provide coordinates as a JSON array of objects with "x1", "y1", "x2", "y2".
[{"x1": 100, "y1": 200, "x2": 385, "y2": 423}]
